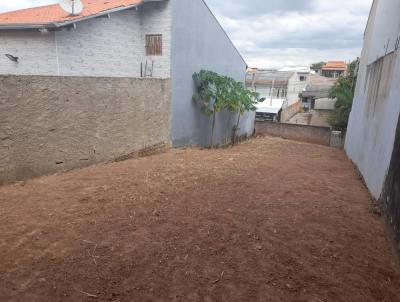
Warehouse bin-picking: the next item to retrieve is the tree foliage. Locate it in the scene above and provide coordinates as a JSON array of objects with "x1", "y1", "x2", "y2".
[
  {"x1": 192, "y1": 70, "x2": 260, "y2": 147},
  {"x1": 310, "y1": 61, "x2": 326, "y2": 71},
  {"x1": 328, "y1": 58, "x2": 359, "y2": 131}
]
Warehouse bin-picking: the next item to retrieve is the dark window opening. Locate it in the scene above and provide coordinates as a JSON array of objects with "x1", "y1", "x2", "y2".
[{"x1": 146, "y1": 34, "x2": 162, "y2": 56}]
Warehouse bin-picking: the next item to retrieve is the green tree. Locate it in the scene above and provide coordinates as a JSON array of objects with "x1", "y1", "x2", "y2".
[
  {"x1": 328, "y1": 58, "x2": 359, "y2": 130},
  {"x1": 192, "y1": 70, "x2": 260, "y2": 148},
  {"x1": 310, "y1": 61, "x2": 326, "y2": 71}
]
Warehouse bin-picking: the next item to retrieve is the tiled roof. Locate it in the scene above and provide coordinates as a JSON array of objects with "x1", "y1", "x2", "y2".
[
  {"x1": 245, "y1": 70, "x2": 294, "y2": 86},
  {"x1": 0, "y1": 0, "x2": 146, "y2": 27},
  {"x1": 309, "y1": 73, "x2": 337, "y2": 85},
  {"x1": 301, "y1": 74, "x2": 336, "y2": 98},
  {"x1": 322, "y1": 61, "x2": 347, "y2": 71}
]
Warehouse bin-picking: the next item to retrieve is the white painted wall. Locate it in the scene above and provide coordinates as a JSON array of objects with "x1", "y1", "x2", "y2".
[
  {"x1": 287, "y1": 72, "x2": 309, "y2": 106},
  {"x1": 345, "y1": 0, "x2": 400, "y2": 199},
  {"x1": 0, "y1": 1, "x2": 171, "y2": 78}
]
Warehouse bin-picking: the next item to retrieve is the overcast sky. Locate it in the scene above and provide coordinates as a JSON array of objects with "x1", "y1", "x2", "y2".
[{"x1": 0, "y1": 0, "x2": 373, "y2": 68}]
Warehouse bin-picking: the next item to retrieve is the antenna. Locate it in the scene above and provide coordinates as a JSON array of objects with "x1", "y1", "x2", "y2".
[{"x1": 59, "y1": 0, "x2": 84, "y2": 16}]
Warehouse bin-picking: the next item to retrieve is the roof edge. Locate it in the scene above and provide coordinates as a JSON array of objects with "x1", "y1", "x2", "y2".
[
  {"x1": 0, "y1": 0, "x2": 166, "y2": 30},
  {"x1": 200, "y1": 0, "x2": 247, "y2": 68}
]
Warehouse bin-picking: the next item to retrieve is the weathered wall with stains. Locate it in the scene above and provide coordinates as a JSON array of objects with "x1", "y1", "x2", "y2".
[
  {"x1": 0, "y1": 76, "x2": 171, "y2": 184},
  {"x1": 345, "y1": 0, "x2": 400, "y2": 199},
  {"x1": 381, "y1": 115, "x2": 400, "y2": 252}
]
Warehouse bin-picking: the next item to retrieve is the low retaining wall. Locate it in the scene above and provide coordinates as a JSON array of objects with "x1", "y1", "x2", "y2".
[
  {"x1": 281, "y1": 102, "x2": 300, "y2": 122},
  {"x1": 255, "y1": 121, "x2": 331, "y2": 146},
  {"x1": 0, "y1": 75, "x2": 171, "y2": 184}
]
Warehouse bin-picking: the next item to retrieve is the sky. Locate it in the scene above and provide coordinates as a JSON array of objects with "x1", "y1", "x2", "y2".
[{"x1": 0, "y1": 0, "x2": 374, "y2": 69}]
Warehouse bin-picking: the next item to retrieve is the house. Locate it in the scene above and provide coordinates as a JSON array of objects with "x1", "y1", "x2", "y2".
[
  {"x1": 345, "y1": 0, "x2": 400, "y2": 252},
  {"x1": 254, "y1": 98, "x2": 285, "y2": 122},
  {"x1": 286, "y1": 74, "x2": 337, "y2": 127},
  {"x1": 321, "y1": 61, "x2": 347, "y2": 78},
  {"x1": 0, "y1": 0, "x2": 250, "y2": 183},
  {"x1": 300, "y1": 73, "x2": 336, "y2": 110},
  {"x1": 246, "y1": 68, "x2": 310, "y2": 122},
  {"x1": 286, "y1": 98, "x2": 335, "y2": 128}
]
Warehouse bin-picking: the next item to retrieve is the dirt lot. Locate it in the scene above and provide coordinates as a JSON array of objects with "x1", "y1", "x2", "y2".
[{"x1": 0, "y1": 137, "x2": 399, "y2": 302}]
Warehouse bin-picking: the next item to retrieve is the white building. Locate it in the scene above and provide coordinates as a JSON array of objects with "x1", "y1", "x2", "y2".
[
  {"x1": 246, "y1": 69, "x2": 310, "y2": 122},
  {"x1": 345, "y1": 0, "x2": 400, "y2": 250},
  {"x1": 0, "y1": 0, "x2": 250, "y2": 183}
]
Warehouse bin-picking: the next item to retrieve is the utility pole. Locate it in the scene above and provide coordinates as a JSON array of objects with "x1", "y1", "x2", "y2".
[{"x1": 270, "y1": 78, "x2": 275, "y2": 106}]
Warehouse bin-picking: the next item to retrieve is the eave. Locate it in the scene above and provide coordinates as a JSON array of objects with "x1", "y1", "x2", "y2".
[{"x1": 0, "y1": 0, "x2": 164, "y2": 30}]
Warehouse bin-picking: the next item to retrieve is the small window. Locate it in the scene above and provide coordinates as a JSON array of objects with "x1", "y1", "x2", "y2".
[
  {"x1": 299, "y1": 75, "x2": 307, "y2": 81},
  {"x1": 145, "y1": 34, "x2": 162, "y2": 56}
]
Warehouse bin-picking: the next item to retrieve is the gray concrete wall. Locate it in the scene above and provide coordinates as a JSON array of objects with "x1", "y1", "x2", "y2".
[
  {"x1": 0, "y1": 75, "x2": 171, "y2": 184},
  {"x1": 170, "y1": 0, "x2": 250, "y2": 147},
  {"x1": 380, "y1": 115, "x2": 400, "y2": 253},
  {"x1": 0, "y1": 1, "x2": 171, "y2": 78},
  {"x1": 345, "y1": 0, "x2": 400, "y2": 199},
  {"x1": 256, "y1": 122, "x2": 331, "y2": 146}
]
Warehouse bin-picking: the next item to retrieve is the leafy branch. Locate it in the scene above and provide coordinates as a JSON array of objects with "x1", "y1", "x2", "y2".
[
  {"x1": 192, "y1": 70, "x2": 260, "y2": 148},
  {"x1": 328, "y1": 58, "x2": 359, "y2": 131}
]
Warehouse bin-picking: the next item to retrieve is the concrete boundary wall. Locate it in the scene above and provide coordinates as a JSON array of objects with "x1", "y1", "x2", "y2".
[
  {"x1": 255, "y1": 121, "x2": 331, "y2": 146},
  {"x1": 0, "y1": 75, "x2": 171, "y2": 184},
  {"x1": 345, "y1": 0, "x2": 400, "y2": 199},
  {"x1": 381, "y1": 114, "x2": 400, "y2": 253}
]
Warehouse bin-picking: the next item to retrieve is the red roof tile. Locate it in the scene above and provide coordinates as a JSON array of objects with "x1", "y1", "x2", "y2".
[
  {"x1": 322, "y1": 61, "x2": 347, "y2": 71},
  {"x1": 0, "y1": 0, "x2": 145, "y2": 26}
]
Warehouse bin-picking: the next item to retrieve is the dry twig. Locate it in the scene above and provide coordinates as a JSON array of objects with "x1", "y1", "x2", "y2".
[
  {"x1": 211, "y1": 271, "x2": 225, "y2": 284},
  {"x1": 77, "y1": 289, "x2": 98, "y2": 298}
]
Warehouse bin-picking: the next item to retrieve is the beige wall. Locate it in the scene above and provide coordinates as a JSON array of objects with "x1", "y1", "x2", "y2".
[
  {"x1": 255, "y1": 121, "x2": 331, "y2": 146},
  {"x1": 0, "y1": 75, "x2": 171, "y2": 184}
]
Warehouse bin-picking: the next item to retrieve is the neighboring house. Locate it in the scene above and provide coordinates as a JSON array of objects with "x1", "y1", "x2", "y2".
[
  {"x1": 321, "y1": 61, "x2": 347, "y2": 78},
  {"x1": 246, "y1": 69, "x2": 292, "y2": 101},
  {"x1": 288, "y1": 74, "x2": 337, "y2": 128},
  {"x1": 286, "y1": 98, "x2": 335, "y2": 128},
  {"x1": 345, "y1": 0, "x2": 400, "y2": 252},
  {"x1": 300, "y1": 73, "x2": 336, "y2": 110},
  {"x1": 0, "y1": 0, "x2": 249, "y2": 183},
  {"x1": 246, "y1": 68, "x2": 310, "y2": 122},
  {"x1": 254, "y1": 99, "x2": 285, "y2": 122}
]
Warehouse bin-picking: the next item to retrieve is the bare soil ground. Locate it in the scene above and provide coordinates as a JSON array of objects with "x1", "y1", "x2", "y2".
[{"x1": 0, "y1": 137, "x2": 399, "y2": 302}]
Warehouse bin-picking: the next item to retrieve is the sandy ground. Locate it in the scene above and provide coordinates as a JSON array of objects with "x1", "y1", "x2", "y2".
[{"x1": 0, "y1": 137, "x2": 399, "y2": 302}]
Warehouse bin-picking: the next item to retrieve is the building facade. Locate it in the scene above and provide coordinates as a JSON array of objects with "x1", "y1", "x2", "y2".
[
  {"x1": 0, "y1": 0, "x2": 250, "y2": 183},
  {"x1": 300, "y1": 73, "x2": 336, "y2": 110},
  {"x1": 345, "y1": 0, "x2": 400, "y2": 252},
  {"x1": 321, "y1": 61, "x2": 347, "y2": 78},
  {"x1": 246, "y1": 69, "x2": 310, "y2": 122}
]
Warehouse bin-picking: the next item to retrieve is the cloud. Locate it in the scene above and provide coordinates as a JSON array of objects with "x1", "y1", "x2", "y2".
[
  {"x1": 0, "y1": 0, "x2": 373, "y2": 68},
  {"x1": 206, "y1": 0, "x2": 373, "y2": 68},
  {"x1": 0, "y1": 1, "x2": 56, "y2": 13},
  {"x1": 206, "y1": 0, "x2": 314, "y2": 18}
]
